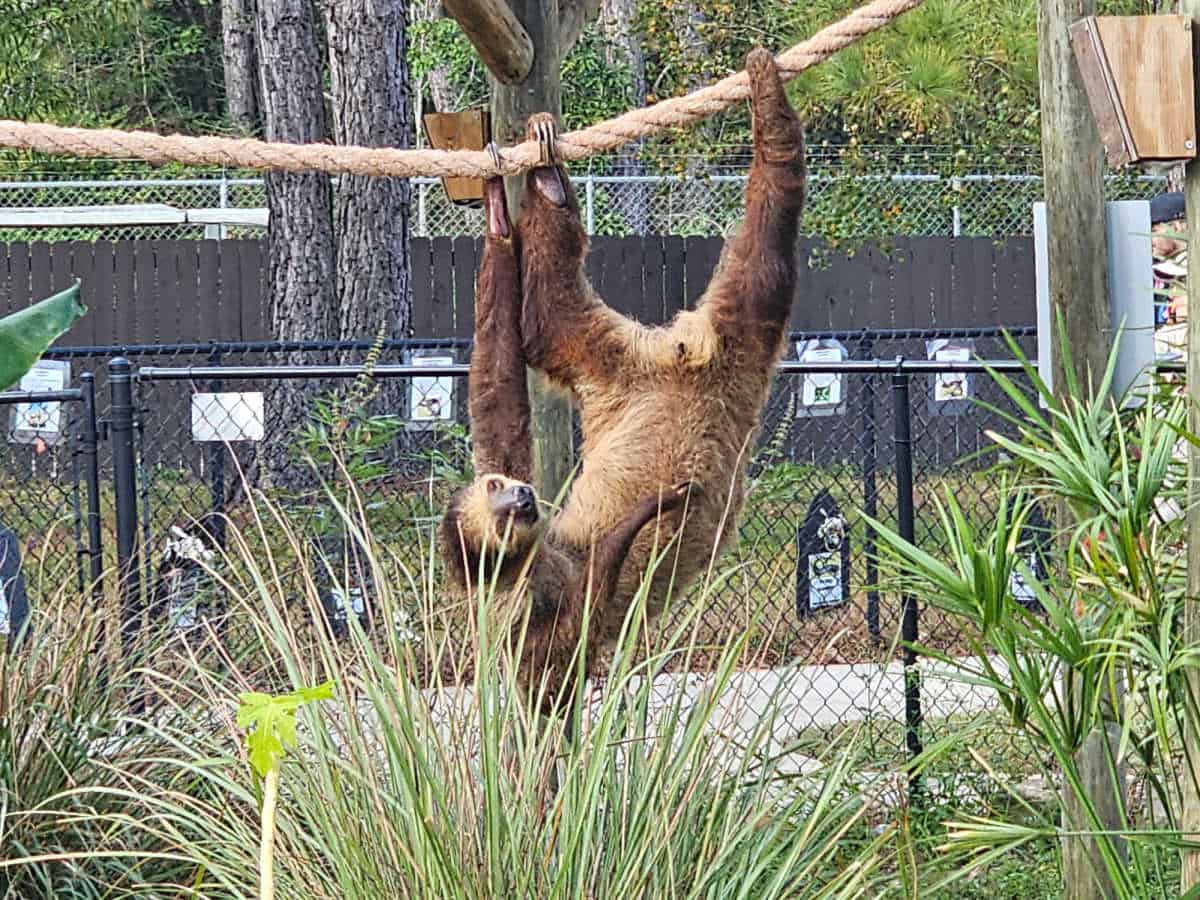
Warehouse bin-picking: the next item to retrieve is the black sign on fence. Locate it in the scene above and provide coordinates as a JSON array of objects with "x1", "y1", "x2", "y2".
[
  {"x1": 0, "y1": 523, "x2": 28, "y2": 641},
  {"x1": 1010, "y1": 503, "x2": 1052, "y2": 612},
  {"x1": 795, "y1": 488, "x2": 851, "y2": 618}
]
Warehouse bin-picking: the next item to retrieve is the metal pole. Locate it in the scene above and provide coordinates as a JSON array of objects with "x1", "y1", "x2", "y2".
[
  {"x1": 418, "y1": 180, "x2": 428, "y2": 236},
  {"x1": 109, "y1": 357, "x2": 141, "y2": 646},
  {"x1": 79, "y1": 373, "x2": 104, "y2": 604},
  {"x1": 207, "y1": 346, "x2": 227, "y2": 548},
  {"x1": 861, "y1": 337, "x2": 880, "y2": 645},
  {"x1": 892, "y1": 367, "x2": 923, "y2": 798},
  {"x1": 585, "y1": 175, "x2": 595, "y2": 235},
  {"x1": 951, "y1": 176, "x2": 962, "y2": 237}
]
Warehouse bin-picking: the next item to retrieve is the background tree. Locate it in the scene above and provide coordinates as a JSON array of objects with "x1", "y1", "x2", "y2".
[
  {"x1": 323, "y1": 0, "x2": 413, "y2": 345},
  {"x1": 254, "y1": 0, "x2": 336, "y2": 348},
  {"x1": 222, "y1": 0, "x2": 260, "y2": 132}
]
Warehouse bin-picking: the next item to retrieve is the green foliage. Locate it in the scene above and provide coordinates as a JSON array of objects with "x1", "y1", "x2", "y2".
[
  {"x1": 236, "y1": 682, "x2": 335, "y2": 779},
  {"x1": 562, "y1": 27, "x2": 635, "y2": 133},
  {"x1": 0, "y1": 282, "x2": 86, "y2": 390},
  {"x1": 0, "y1": 0, "x2": 223, "y2": 132},
  {"x1": 292, "y1": 334, "x2": 401, "y2": 486},
  {"x1": 869, "y1": 329, "x2": 1196, "y2": 897}
]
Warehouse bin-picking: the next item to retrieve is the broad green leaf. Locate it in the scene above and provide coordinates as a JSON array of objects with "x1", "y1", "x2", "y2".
[
  {"x1": 236, "y1": 681, "x2": 335, "y2": 778},
  {"x1": 0, "y1": 281, "x2": 87, "y2": 391}
]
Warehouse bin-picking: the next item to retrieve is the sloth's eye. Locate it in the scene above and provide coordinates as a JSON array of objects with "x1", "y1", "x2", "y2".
[{"x1": 487, "y1": 478, "x2": 503, "y2": 494}]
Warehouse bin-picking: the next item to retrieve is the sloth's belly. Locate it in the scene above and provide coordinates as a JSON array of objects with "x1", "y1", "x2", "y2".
[{"x1": 556, "y1": 388, "x2": 760, "y2": 611}]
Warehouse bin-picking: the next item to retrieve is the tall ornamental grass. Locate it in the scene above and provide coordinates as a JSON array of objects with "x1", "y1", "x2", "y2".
[{"x1": 2, "y1": 471, "x2": 893, "y2": 898}]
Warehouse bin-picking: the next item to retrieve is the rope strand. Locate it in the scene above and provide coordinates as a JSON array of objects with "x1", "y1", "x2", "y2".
[{"x1": 0, "y1": 0, "x2": 923, "y2": 178}]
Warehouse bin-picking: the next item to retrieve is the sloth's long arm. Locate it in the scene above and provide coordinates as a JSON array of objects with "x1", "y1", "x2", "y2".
[{"x1": 469, "y1": 177, "x2": 533, "y2": 483}]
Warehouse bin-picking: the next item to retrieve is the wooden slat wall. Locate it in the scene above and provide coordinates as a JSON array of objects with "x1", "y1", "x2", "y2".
[{"x1": 0, "y1": 237, "x2": 1039, "y2": 346}]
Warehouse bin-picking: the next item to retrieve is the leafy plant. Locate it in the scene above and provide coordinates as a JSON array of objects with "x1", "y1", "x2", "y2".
[
  {"x1": 237, "y1": 682, "x2": 335, "y2": 900},
  {"x1": 0, "y1": 282, "x2": 86, "y2": 390},
  {"x1": 868, "y1": 330, "x2": 1196, "y2": 898},
  {"x1": 291, "y1": 331, "x2": 401, "y2": 488},
  {"x1": 2, "y1": 466, "x2": 899, "y2": 897}
]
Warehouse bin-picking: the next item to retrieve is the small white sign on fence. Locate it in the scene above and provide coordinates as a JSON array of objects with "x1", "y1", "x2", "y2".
[
  {"x1": 190, "y1": 392, "x2": 265, "y2": 442},
  {"x1": 9, "y1": 360, "x2": 70, "y2": 446},
  {"x1": 795, "y1": 339, "x2": 848, "y2": 418},
  {"x1": 408, "y1": 352, "x2": 456, "y2": 428}
]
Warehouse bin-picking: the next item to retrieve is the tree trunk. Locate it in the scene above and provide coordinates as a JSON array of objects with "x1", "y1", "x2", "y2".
[
  {"x1": 600, "y1": 0, "x2": 649, "y2": 234},
  {"x1": 256, "y1": 0, "x2": 337, "y2": 487},
  {"x1": 411, "y1": 0, "x2": 458, "y2": 113},
  {"x1": 491, "y1": 0, "x2": 576, "y2": 504},
  {"x1": 1038, "y1": 1, "x2": 1123, "y2": 898},
  {"x1": 324, "y1": 0, "x2": 413, "y2": 345},
  {"x1": 222, "y1": 0, "x2": 261, "y2": 131}
]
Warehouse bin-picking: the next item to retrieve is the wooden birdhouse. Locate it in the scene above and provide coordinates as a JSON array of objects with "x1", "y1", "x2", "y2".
[
  {"x1": 1069, "y1": 15, "x2": 1196, "y2": 169},
  {"x1": 422, "y1": 110, "x2": 492, "y2": 207}
]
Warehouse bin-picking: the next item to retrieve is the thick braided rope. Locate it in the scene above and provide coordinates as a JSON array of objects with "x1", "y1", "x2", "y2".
[{"x1": 0, "y1": 0, "x2": 922, "y2": 178}]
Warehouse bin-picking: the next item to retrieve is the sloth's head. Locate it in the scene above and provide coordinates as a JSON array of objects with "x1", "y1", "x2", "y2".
[{"x1": 439, "y1": 474, "x2": 542, "y2": 591}]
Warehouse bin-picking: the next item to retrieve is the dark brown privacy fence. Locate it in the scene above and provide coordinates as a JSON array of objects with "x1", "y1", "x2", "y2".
[{"x1": 0, "y1": 237, "x2": 1037, "y2": 344}]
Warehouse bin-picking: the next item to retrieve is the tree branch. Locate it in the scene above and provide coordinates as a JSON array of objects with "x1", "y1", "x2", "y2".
[
  {"x1": 443, "y1": 0, "x2": 534, "y2": 84},
  {"x1": 559, "y1": 0, "x2": 601, "y2": 52}
]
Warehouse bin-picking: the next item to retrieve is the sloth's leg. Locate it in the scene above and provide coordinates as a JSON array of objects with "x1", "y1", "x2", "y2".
[
  {"x1": 697, "y1": 49, "x2": 806, "y2": 361},
  {"x1": 517, "y1": 114, "x2": 667, "y2": 394},
  {"x1": 469, "y1": 174, "x2": 533, "y2": 483}
]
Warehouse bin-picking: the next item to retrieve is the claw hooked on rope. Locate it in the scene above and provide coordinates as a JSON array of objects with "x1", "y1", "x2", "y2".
[
  {"x1": 486, "y1": 141, "x2": 504, "y2": 174},
  {"x1": 526, "y1": 113, "x2": 559, "y2": 166}
]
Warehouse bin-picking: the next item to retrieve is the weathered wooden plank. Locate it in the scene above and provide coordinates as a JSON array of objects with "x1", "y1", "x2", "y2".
[
  {"x1": 429, "y1": 238, "x2": 455, "y2": 339},
  {"x1": 200, "y1": 241, "x2": 239, "y2": 341},
  {"x1": 641, "y1": 236, "x2": 666, "y2": 325},
  {"x1": 684, "y1": 237, "x2": 721, "y2": 308},
  {"x1": 661, "y1": 236, "x2": 687, "y2": 319},
  {"x1": 6, "y1": 243, "x2": 29, "y2": 312},
  {"x1": 89, "y1": 241, "x2": 117, "y2": 347},
  {"x1": 409, "y1": 238, "x2": 435, "y2": 338},
  {"x1": 173, "y1": 242, "x2": 203, "y2": 342},
  {"x1": 62, "y1": 242, "x2": 94, "y2": 346},
  {"x1": 450, "y1": 236, "x2": 477, "y2": 340},
  {"x1": 132, "y1": 243, "x2": 158, "y2": 344},
  {"x1": 237, "y1": 241, "x2": 265, "y2": 341},
  {"x1": 29, "y1": 242, "x2": 52, "y2": 309},
  {"x1": 112, "y1": 239, "x2": 136, "y2": 347}
]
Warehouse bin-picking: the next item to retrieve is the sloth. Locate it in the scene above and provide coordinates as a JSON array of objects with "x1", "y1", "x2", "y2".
[
  {"x1": 441, "y1": 48, "x2": 806, "y2": 711},
  {"x1": 439, "y1": 175, "x2": 691, "y2": 714}
]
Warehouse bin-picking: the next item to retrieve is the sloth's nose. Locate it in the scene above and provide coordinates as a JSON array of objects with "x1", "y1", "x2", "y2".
[{"x1": 515, "y1": 485, "x2": 534, "y2": 509}]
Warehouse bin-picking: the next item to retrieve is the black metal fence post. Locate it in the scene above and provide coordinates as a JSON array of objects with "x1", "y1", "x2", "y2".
[
  {"x1": 207, "y1": 345, "x2": 227, "y2": 548},
  {"x1": 78, "y1": 373, "x2": 105, "y2": 604},
  {"x1": 860, "y1": 335, "x2": 880, "y2": 645},
  {"x1": 892, "y1": 364, "x2": 924, "y2": 798},
  {"x1": 109, "y1": 358, "x2": 141, "y2": 645}
]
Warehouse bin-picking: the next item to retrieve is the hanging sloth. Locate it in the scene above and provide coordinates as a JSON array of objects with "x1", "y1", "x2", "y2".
[{"x1": 441, "y1": 49, "x2": 808, "y2": 714}]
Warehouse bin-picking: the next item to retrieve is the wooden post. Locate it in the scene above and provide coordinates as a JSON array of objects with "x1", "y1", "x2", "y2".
[
  {"x1": 1180, "y1": 4, "x2": 1200, "y2": 890},
  {"x1": 441, "y1": 0, "x2": 602, "y2": 505},
  {"x1": 486, "y1": 0, "x2": 579, "y2": 504},
  {"x1": 1039, "y1": 1, "x2": 1123, "y2": 898}
]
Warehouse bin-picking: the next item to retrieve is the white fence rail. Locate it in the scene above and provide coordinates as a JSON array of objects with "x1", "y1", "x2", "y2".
[{"x1": 0, "y1": 172, "x2": 1167, "y2": 241}]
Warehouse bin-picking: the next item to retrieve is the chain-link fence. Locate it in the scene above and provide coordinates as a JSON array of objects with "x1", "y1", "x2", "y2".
[
  {"x1": 0, "y1": 377, "x2": 103, "y2": 640},
  {"x1": 3, "y1": 331, "x2": 1017, "y2": 783},
  {"x1": 0, "y1": 169, "x2": 1168, "y2": 241}
]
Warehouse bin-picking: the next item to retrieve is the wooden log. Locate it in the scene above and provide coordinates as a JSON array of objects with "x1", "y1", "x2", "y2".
[
  {"x1": 443, "y1": 0, "x2": 535, "y2": 86},
  {"x1": 1040, "y1": 1, "x2": 1123, "y2": 898}
]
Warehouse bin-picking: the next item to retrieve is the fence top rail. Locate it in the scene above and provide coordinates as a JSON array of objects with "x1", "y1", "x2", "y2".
[
  {"x1": 0, "y1": 388, "x2": 84, "y2": 404},
  {"x1": 137, "y1": 363, "x2": 471, "y2": 380},
  {"x1": 136, "y1": 357, "x2": 1030, "y2": 382},
  {"x1": 47, "y1": 337, "x2": 474, "y2": 358},
  {"x1": 47, "y1": 326, "x2": 1036, "y2": 362}
]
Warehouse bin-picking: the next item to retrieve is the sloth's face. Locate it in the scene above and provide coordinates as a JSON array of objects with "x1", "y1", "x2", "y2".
[{"x1": 484, "y1": 474, "x2": 539, "y2": 527}]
